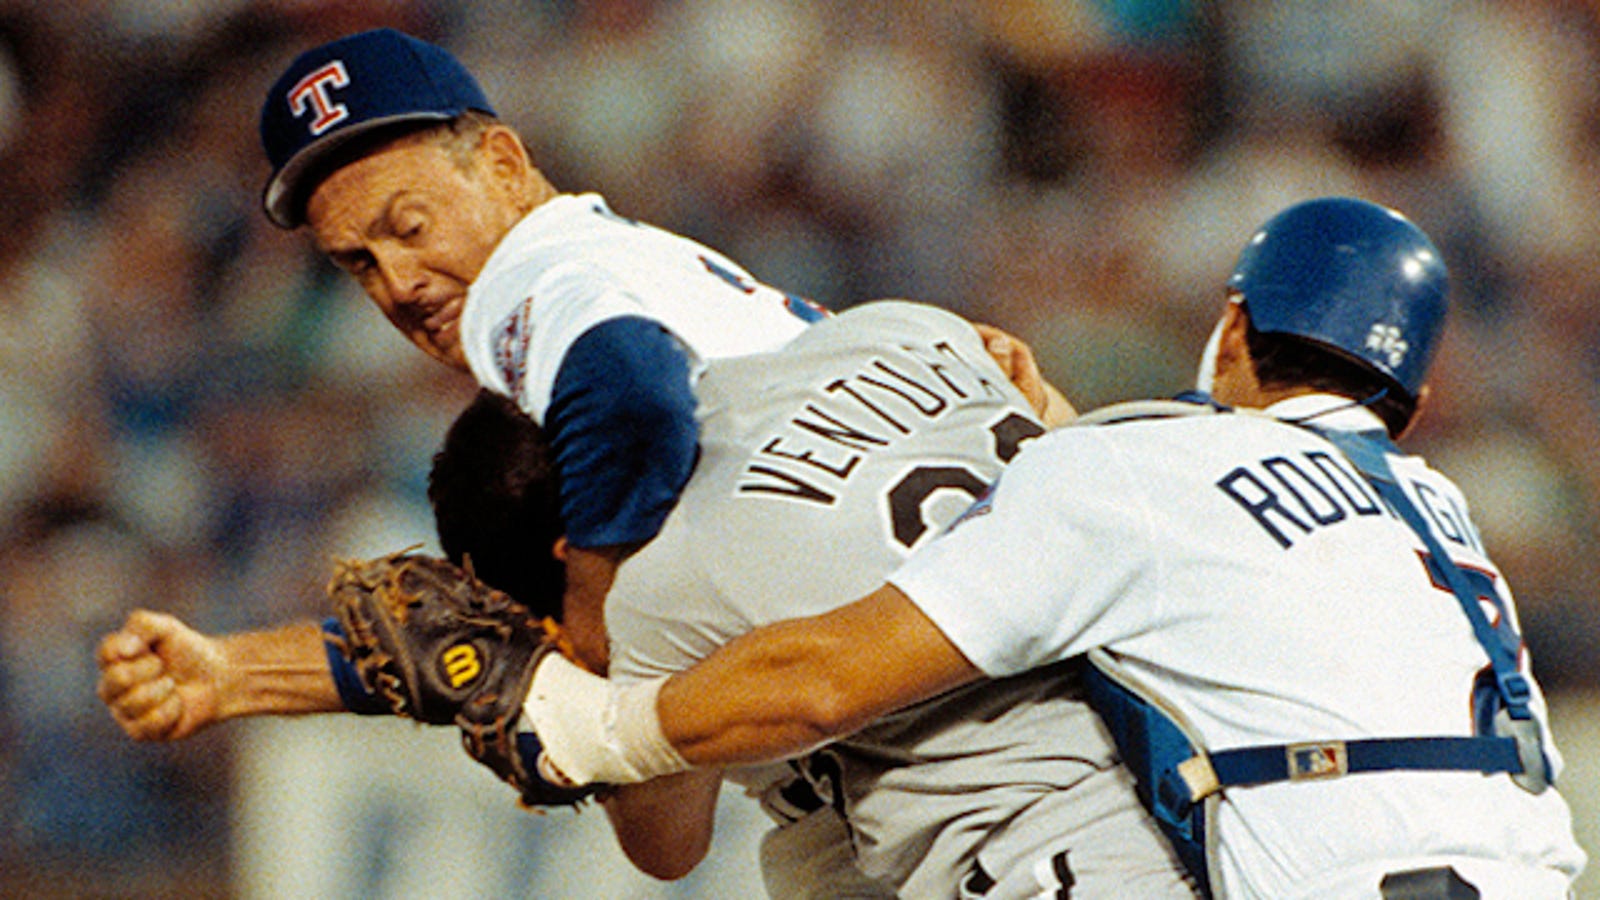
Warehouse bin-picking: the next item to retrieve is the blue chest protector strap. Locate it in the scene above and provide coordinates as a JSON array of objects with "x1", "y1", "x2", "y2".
[{"x1": 1309, "y1": 427, "x2": 1550, "y2": 796}]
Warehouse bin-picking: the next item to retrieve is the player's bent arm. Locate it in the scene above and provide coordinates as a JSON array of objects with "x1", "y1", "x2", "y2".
[
  {"x1": 525, "y1": 585, "x2": 983, "y2": 783},
  {"x1": 96, "y1": 612, "x2": 343, "y2": 742},
  {"x1": 661, "y1": 585, "x2": 982, "y2": 762},
  {"x1": 601, "y1": 769, "x2": 724, "y2": 880}
]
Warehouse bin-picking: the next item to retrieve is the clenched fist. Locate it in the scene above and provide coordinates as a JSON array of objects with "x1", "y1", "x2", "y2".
[{"x1": 96, "y1": 610, "x2": 230, "y2": 741}]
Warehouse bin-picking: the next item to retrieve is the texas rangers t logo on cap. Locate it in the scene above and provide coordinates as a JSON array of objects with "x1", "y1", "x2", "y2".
[{"x1": 288, "y1": 62, "x2": 352, "y2": 136}]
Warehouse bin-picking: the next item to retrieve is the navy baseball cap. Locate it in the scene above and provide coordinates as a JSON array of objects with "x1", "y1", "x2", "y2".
[{"x1": 260, "y1": 28, "x2": 497, "y2": 228}]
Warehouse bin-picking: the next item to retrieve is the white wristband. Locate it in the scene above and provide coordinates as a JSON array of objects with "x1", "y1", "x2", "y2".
[{"x1": 522, "y1": 652, "x2": 691, "y2": 786}]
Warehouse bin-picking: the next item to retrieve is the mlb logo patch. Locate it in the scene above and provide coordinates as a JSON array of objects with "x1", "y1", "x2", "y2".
[
  {"x1": 1286, "y1": 741, "x2": 1348, "y2": 781},
  {"x1": 491, "y1": 298, "x2": 536, "y2": 398}
]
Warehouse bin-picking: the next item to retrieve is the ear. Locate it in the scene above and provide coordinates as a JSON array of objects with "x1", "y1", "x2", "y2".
[
  {"x1": 478, "y1": 125, "x2": 535, "y2": 201},
  {"x1": 1214, "y1": 300, "x2": 1251, "y2": 370},
  {"x1": 1205, "y1": 299, "x2": 1263, "y2": 406},
  {"x1": 553, "y1": 536, "x2": 570, "y2": 563}
]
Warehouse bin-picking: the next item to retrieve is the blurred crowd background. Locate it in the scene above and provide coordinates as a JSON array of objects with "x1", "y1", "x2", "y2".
[{"x1": 2, "y1": 0, "x2": 1598, "y2": 897}]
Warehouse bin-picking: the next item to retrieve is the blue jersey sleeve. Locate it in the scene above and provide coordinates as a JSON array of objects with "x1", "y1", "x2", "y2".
[
  {"x1": 320, "y1": 617, "x2": 390, "y2": 715},
  {"x1": 544, "y1": 316, "x2": 700, "y2": 549}
]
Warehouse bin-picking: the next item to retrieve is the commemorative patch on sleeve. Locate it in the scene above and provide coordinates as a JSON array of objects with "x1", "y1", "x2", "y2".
[{"x1": 491, "y1": 297, "x2": 535, "y2": 399}]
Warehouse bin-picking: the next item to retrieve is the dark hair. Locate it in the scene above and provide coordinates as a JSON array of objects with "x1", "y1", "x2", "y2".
[
  {"x1": 428, "y1": 390, "x2": 567, "y2": 619},
  {"x1": 1244, "y1": 314, "x2": 1418, "y2": 437}
]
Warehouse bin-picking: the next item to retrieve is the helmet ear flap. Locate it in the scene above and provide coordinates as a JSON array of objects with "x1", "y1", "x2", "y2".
[{"x1": 1227, "y1": 197, "x2": 1448, "y2": 400}]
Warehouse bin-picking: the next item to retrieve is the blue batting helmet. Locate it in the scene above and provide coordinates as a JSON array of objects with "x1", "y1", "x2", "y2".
[{"x1": 1228, "y1": 197, "x2": 1448, "y2": 400}]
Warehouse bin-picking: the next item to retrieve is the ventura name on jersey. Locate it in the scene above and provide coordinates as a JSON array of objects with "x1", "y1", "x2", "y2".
[{"x1": 735, "y1": 340, "x2": 1032, "y2": 507}]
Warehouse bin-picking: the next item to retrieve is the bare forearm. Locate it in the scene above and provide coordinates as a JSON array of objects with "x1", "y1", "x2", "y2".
[
  {"x1": 602, "y1": 769, "x2": 723, "y2": 879},
  {"x1": 658, "y1": 587, "x2": 981, "y2": 764},
  {"x1": 526, "y1": 585, "x2": 983, "y2": 783},
  {"x1": 656, "y1": 617, "x2": 879, "y2": 765},
  {"x1": 215, "y1": 620, "x2": 343, "y2": 720},
  {"x1": 561, "y1": 544, "x2": 626, "y2": 672}
]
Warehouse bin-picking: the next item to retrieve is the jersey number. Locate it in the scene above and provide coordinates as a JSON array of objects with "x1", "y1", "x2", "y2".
[
  {"x1": 1419, "y1": 551, "x2": 1523, "y2": 734},
  {"x1": 884, "y1": 412, "x2": 1043, "y2": 549}
]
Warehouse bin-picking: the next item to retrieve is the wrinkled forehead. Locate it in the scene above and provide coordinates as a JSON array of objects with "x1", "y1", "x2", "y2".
[{"x1": 303, "y1": 131, "x2": 455, "y2": 239}]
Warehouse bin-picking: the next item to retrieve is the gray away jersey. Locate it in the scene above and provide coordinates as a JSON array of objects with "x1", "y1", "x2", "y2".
[{"x1": 606, "y1": 301, "x2": 1193, "y2": 898}]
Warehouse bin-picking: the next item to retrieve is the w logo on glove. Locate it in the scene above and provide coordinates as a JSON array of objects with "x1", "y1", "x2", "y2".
[{"x1": 443, "y1": 643, "x2": 484, "y2": 689}]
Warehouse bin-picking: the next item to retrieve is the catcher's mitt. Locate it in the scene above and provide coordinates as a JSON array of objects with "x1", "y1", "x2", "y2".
[{"x1": 327, "y1": 550, "x2": 595, "y2": 807}]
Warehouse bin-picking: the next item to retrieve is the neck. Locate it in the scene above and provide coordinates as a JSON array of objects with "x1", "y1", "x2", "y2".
[
  {"x1": 1241, "y1": 383, "x2": 1323, "y2": 409},
  {"x1": 522, "y1": 171, "x2": 559, "y2": 216},
  {"x1": 1210, "y1": 364, "x2": 1317, "y2": 410}
]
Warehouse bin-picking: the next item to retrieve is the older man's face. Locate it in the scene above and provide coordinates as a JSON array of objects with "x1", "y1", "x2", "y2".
[{"x1": 306, "y1": 132, "x2": 523, "y2": 370}]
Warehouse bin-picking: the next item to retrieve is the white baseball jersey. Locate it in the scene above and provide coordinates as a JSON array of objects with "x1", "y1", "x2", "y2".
[
  {"x1": 606, "y1": 301, "x2": 1196, "y2": 899},
  {"x1": 459, "y1": 192, "x2": 812, "y2": 421},
  {"x1": 891, "y1": 395, "x2": 1586, "y2": 899}
]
